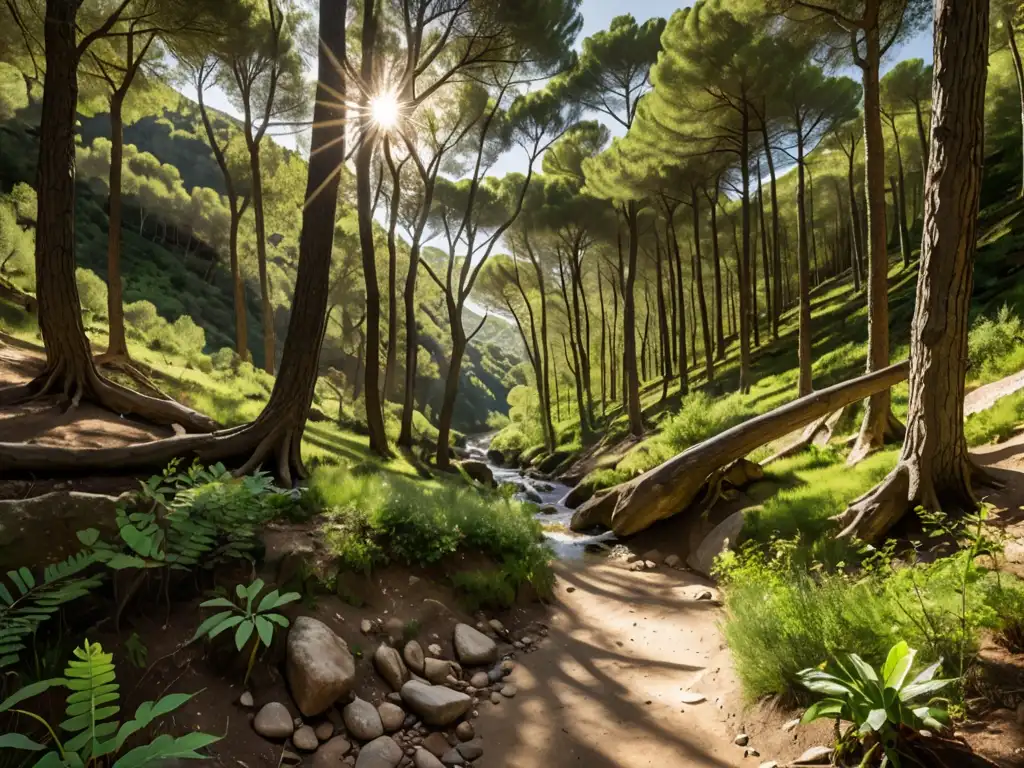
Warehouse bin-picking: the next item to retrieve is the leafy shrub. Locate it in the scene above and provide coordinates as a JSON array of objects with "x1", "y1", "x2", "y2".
[
  {"x1": 77, "y1": 267, "x2": 108, "y2": 319},
  {"x1": 662, "y1": 391, "x2": 754, "y2": 452},
  {"x1": 0, "y1": 639, "x2": 219, "y2": 763},
  {"x1": 490, "y1": 423, "x2": 530, "y2": 453},
  {"x1": 211, "y1": 346, "x2": 237, "y2": 370},
  {"x1": 798, "y1": 641, "x2": 952, "y2": 767},
  {"x1": 124, "y1": 299, "x2": 162, "y2": 338},
  {"x1": 968, "y1": 305, "x2": 1024, "y2": 380}
]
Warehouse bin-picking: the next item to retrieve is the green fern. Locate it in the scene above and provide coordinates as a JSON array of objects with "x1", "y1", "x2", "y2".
[
  {"x1": 0, "y1": 639, "x2": 220, "y2": 765},
  {"x1": 0, "y1": 552, "x2": 103, "y2": 670}
]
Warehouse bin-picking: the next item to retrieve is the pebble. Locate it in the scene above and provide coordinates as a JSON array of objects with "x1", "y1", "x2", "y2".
[
  {"x1": 409, "y1": 576, "x2": 420, "y2": 586},
  {"x1": 745, "y1": 748, "x2": 760, "y2": 758},
  {"x1": 379, "y1": 702, "x2": 406, "y2": 732},
  {"x1": 440, "y1": 748, "x2": 465, "y2": 765},
  {"x1": 782, "y1": 718, "x2": 800, "y2": 732},
  {"x1": 500, "y1": 684, "x2": 517, "y2": 698},
  {"x1": 679, "y1": 692, "x2": 706, "y2": 704},
  {"x1": 643, "y1": 560, "x2": 657, "y2": 569},
  {"x1": 455, "y1": 722, "x2": 475, "y2": 741},
  {"x1": 793, "y1": 746, "x2": 833, "y2": 765},
  {"x1": 695, "y1": 590, "x2": 714, "y2": 601},
  {"x1": 488, "y1": 619, "x2": 506, "y2": 634},
  {"x1": 413, "y1": 748, "x2": 445, "y2": 768},
  {"x1": 490, "y1": 692, "x2": 501, "y2": 704},
  {"x1": 456, "y1": 738, "x2": 483, "y2": 760},
  {"x1": 344, "y1": 697, "x2": 385, "y2": 741},
  {"x1": 469, "y1": 671, "x2": 489, "y2": 688},
  {"x1": 315, "y1": 721, "x2": 335, "y2": 741},
  {"x1": 253, "y1": 702, "x2": 294, "y2": 740},
  {"x1": 239, "y1": 691, "x2": 254, "y2": 708},
  {"x1": 422, "y1": 733, "x2": 449, "y2": 758},
  {"x1": 428, "y1": 644, "x2": 443, "y2": 657},
  {"x1": 361, "y1": 619, "x2": 374, "y2": 634},
  {"x1": 734, "y1": 734, "x2": 749, "y2": 746},
  {"x1": 293, "y1": 725, "x2": 319, "y2": 751},
  {"x1": 312, "y1": 737, "x2": 352, "y2": 768},
  {"x1": 664, "y1": 554, "x2": 681, "y2": 568}
]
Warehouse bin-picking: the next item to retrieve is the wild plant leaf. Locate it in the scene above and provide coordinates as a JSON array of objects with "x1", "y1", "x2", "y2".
[
  {"x1": 266, "y1": 614, "x2": 289, "y2": 627},
  {"x1": 0, "y1": 678, "x2": 64, "y2": 712},
  {"x1": 801, "y1": 697, "x2": 846, "y2": 724},
  {"x1": 0, "y1": 732, "x2": 46, "y2": 751},
  {"x1": 905, "y1": 660, "x2": 941, "y2": 688},
  {"x1": 112, "y1": 730, "x2": 221, "y2": 767},
  {"x1": 882, "y1": 642, "x2": 914, "y2": 689},
  {"x1": 859, "y1": 708, "x2": 887, "y2": 734},
  {"x1": 254, "y1": 616, "x2": 274, "y2": 647},
  {"x1": 115, "y1": 693, "x2": 194, "y2": 751},
  {"x1": 198, "y1": 597, "x2": 237, "y2": 609},
  {"x1": 235, "y1": 619, "x2": 255, "y2": 651},
  {"x1": 256, "y1": 589, "x2": 281, "y2": 613},
  {"x1": 797, "y1": 669, "x2": 851, "y2": 697},
  {"x1": 192, "y1": 610, "x2": 234, "y2": 642},
  {"x1": 899, "y1": 677, "x2": 952, "y2": 702},
  {"x1": 207, "y1": 614, "x2": 245, "y2": 639}
]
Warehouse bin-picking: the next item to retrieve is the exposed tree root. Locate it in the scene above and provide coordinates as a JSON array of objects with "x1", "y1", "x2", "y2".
[
  {"x1": 0, "y1": 362, "x2": 218, "y2": 433},
  {"x1": 847, "y1": 407, "x2": 905, "y2": 465},
  {"x1": 95, "y1": 355, "x2": 174, "y2": 401}
]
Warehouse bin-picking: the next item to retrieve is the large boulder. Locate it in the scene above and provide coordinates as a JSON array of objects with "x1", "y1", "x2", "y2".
[
  {"x1": 537, "y1": 450, "x2": 572, "y2": 474},
  {"x1": 373, "y1": 643, "x2": 408, "y2": 691},
  {"x1": 563, "y1": 482, "x2": 597, "y2": 509},
  {"x1": 453, "y1": 623, "x2": 497, "y2": 666},
  {"x1": 485, "y1": 448, "x2": 505, "y2": 466},
  {"x1": 343, "y1": 696, "x2": 384, "y2": 741},
  {"x1": 400, "y1": 681, "x2": 472, "y2": 726},
  {"x1": 455, "y1": 460, "x2": 494, "y2": 487},
  {"x1": 687, "y1": 510, "x2": 746, "y2": 578},
  {"x1": 286, "y1": 617, "x2": 357, "y2": 717},
  {"x1": 355, "y1": 736, "x2": 403, "y2": 768}
]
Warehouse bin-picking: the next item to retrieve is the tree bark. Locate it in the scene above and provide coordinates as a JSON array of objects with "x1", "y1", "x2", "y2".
[
  {"x1": 761, "y1": 124, "x2": 782, "y2": 339},
  {"x1": 246, "y1": 134, "x2": 275, "y2": 374},
  {"x1": 356, "y1": 0, "x2": 390, "y2": 458},
  {"x1": 847, "y1": 147, "x2": 864, "y2": 293},
  {"x1": 654, "y1": 236, "x2": 671, "y2": 401},
  {"x1": 382, "y1": 142, "x2": 403, "y2": 402},
  {"x1": 708, "y1": 186, "x2": 726, "y2": 362},
  {"x1": 889, "y1": 117, "x2": 912, "y2": 268},
  {"x1": 668, "y1": 212, "x2": 688, "y2": 395},
  {"x1": 837, "y1": 0, "x2": 990, "y2": 543},
  {"x1": 691, "y1": 188, "x2": 713, "y2": 382},
  {"x1": 757, "y1": 160, "x2": 772, "y2": 336},
  {"x1": 103, "y1": 90, "x2": 129, "y2": 359},
  {"x1": 623, "y1": 201, "x2": 643, "y2": 436},
  {"x1": 1005, "y1": 17, "x2": 1024, "y2": 198},
  {"x1": 571, "y1": 360, "x2": 910, "y2": 536}
]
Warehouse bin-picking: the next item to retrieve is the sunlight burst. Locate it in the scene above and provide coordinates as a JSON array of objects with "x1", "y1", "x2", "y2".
[{"x1": 370, "y1": 91, "x2": 401, "y2": 130}]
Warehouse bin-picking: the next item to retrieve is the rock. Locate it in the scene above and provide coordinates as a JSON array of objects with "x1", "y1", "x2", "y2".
[
  {"x1": 695, "y1": 589, "x2": 715, "y2": 601},
  {"x1": 782, "y1": 718, "x2": 800, "y2": 732},
  {"x1": 239, "y1": 691, "x2": 254, "y2": 708},
  {"x1": 384, "y1": 618, "x2": 405, "y2": 643},
  {"x1": 313, "y1": 737, "x2": 352, "y2": 767},
  {"x1": 355, "y1": 736, "x2": 403, "y2": 768},
  {"x1": 400, "y1": 681, "x2": 472, "y2": 726},
  {"x1": 664, "y1": 554, "x2": 681, "y2": 568},
  {"x1": 793, "y1": 746, "x2": 833, "y2": 765},
  {"x1": 295, "y1": 718, "x2": 305, "y2": 728},
  {"x1": 469, "y1": 672, "x2": 489, "y2": 689},
  {"x1": 456, "y1": 738, "x2": 483, "y2": 760},
  {"x1": 501, "y1": 660, "x2": 515, "y2": 675},
  {"x1": 490, "y1": 692, "x2": 501, "y2": 704},
  {"x1": 758, "y1": 763, "x2": 779, "y2": 768},
  {"x1": 537, "y1": 450, "x2": 571, "y2": 474},
  {"x1": 539, "y1": 505, "x2": 559, "y2": 515},
  {"x1": 253, "y1": 702, "x2": 294, "y2": 740},
  {"x1": 734, "y1": 734, "x2": 749, "y2": 747},
  {"x1": 687, "y1": 510, "x2": 746, "y2": 578},
  {"x1": 486, "y1": 448, "x2": 505, "y2": 465},
  {"x1": 423, "y1": 657, "x2": 459, "y2": 685},
  {"x1": 343, "y1": 697, "x2": 384, "y2": 741},
  {"x1": 294, "y1": 725, "x2": 319, "y2": 751},
  {"x1": 427, "y1": 644, "x2": 443, "y2": 657},
  {"x1": 488, "y1": 619, "x2": 506, "y2": 634},
  {"x1": 679, "y1": 692, "x2": 706, "y2": 704},
  {"x1": 744, "y1": 748, "x2": 760, "y2": 758},
  {"x1": 422, "y1": 733, "x2": 450, "y2": 757},
  {"x1": 0, "y1": 490, "x2": 133, "y2": 570},
  {"x1": 386, "y1": 692, "x2": 403, "y2": 705},
  {"x1": 361, "y1": 619, "x2": 374, "y2": 634},
  {"x1": 453, "y1": 624, "x2": 498, "y2": 666},
  {"x1": 641, "y1": 549, "x2": 665, "y2": 564},
  {"x1": 287, "y1": 617, "x2": 357, "y2": 717},
  {"x1": 440, "y1": 748, "x2": 465, "y2": 766},
  {"x1": 723, "y1": 457, "x2": 764, "y2": 489},
  {"x1": 374, "y1": 644, "x2": 409, "y2": 691},
  {"x1": 315, "y1": 721, "x2": 335, "y2": 741},
  {"x1": 455, "y1": 722, "x2": 474, "y2": 742},
  {"x1": 413, "y1": 748, "x2": 445, "y2": 768},
  {"x1": 643, "y1": 560, "x2": 657, "y2": 569},
  {"x1": 403, "y1": 641, "x2": 426, "y2": 675},
  {"x1": 456, "y1": 460, "x2": 495, "y2": 487},
  {"x1": 281, "y1": 750, "x2": 302, "y2": 765},
  {"x1": 378, "y1": 702, "x2": 405, "y2": 733},
  {"x1": 500, "y1": 684, "x2": 517, "y2": 698},
  {"x1": 409, "y1": 575, "x2": 420, "y2": 587}
]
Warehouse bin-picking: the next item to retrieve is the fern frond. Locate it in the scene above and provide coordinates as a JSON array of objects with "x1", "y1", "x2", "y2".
[
  {"x1": 61, "y1": 640, "x2": 120, "y2": 761},
  {"x1": 0, "y1": 553, "x2": 103, "y2": 670}
]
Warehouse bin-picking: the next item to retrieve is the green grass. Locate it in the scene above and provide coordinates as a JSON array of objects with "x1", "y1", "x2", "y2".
[
  {"x1": 966, "y1": 389, "x2": 1024, "y2": 446},
  {"x1": 312, "y1": 465, "x2": 553, "y2": 609}
]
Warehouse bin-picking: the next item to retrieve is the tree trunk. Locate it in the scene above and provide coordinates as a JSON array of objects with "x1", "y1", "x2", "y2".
[
  {"x1": 571, "y1": 360, "x2": 910, "y2": 536},
  {"x1": 382, "y1": 144, "x2": 402, "y2": 402},
  {"x1": 762, "y1": 125, "x2": 782, "y2": 339},
  {"x1": 914, "y1": 100, "x2": 930, "y2": 180},
  {"x1": 356, "y1": 0, "x2": 390, "y2": 458},
  {"x1": 610, "y1": 263, "x2": 619, "y2": 403},
  {"x1": 666, "y1": 222, "x2": 678, "y2": 369},
  {"x1": 103, "y1": 90, "x2": 129, "y2": 360},
  {"x1": 847, "y1": 150, "x2": 864, "y2": 293},
  {"x1": 796, "y1": 128, "x2": 813, "y2": 397},
  {"x1": 623, "y1": 201, "x2": 643, "y2": 436},
  {"x1": 599, "y1": 271, "x2": 607, "y2": 414},
  {"x1": 737, "y1": 108, "x2": 753, "y2": 396},
  {"x1": 808, "y1": 164, "x2": 819, "y2": 286},
  {"x1": 757, "y1": 160, "x2": 772, "y2": 336},
  {"x1": 837, "y1": 0, "x2": 990, "y2": 543},
  {"x1": 709, "y1": 187, "x2": 726, "y2": 361},
  {"x1": 654, "y1": 236, "x2": 671, "y2": 400},
  {"x1": 692, "y1": 188, "x2": 713, "y2": 382},
  {"x1": 669, "y1": 214, "x2": 688, "y2": 394},
  {"x1": 851, "y1": 15, "x2": 901, "y2": 463},
  {"x1": 1005, "y1": 17, "x2": 1024, "y2": 198},
  {"x1": 890, "y1": 119, "x2": 912, "y2": 268},
  {"x1": 570, "y1": 248, "x2": 595, "y2": 425},
  {"x1": 247, "y1": 139, "x2": 275, "y2": 375}
]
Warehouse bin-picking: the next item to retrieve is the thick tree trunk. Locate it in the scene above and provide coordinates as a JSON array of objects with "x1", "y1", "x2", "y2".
[
  {"x1": 103, "y1": 91, "x2": 129, "y2": 360},
  {"x1": 0, "y1": 0, "x2": 349, "y2": 481},
  {"x1": 356, "y1": 0, "x2": 390, "y2": 458},
  {"x1": 837, "y1": 0, "x2": 990, "y2": 543},
  {"x1": 559, "y1": 253, "x2": 590, "y2": 436},
  {"x1": 571, "y1": 360, "x2": 910, "y2": 536},
  {"x1": 623, "y1": 201, "x2": 643, "y2": 436},
  {"x1": 851, "y1": 16, "x2": 901, "y2": 463},
  {"x1": 796, "y1": 129, "x2": 813, "y2": 397},
  {"x1": 691, "y1": 189, "x2": 713, "y2": 382}
]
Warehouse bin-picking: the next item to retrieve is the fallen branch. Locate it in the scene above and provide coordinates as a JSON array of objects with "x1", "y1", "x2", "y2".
[{"x1": 570, "y1": 361, "x2": 910, "y2": 537}]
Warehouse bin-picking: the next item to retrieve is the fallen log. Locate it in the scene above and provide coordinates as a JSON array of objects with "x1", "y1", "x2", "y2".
[{"x1": 570, "y1": 360, "x2": 910, "y2": 537}]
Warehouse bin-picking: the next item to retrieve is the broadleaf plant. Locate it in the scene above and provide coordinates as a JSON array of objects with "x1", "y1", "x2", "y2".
[
  {"x1": 0, "y1": 639, "x2": 219, "y2": 765},
  {"x1": 798, "y1": 641, "x2": 954, "y2": 767},
  {"x1": 192, "y1": 578, "x2": 299, "y2": 686}
]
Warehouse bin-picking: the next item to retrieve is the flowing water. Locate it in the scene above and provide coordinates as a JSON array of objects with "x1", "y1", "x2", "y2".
[{"x1": 464, "y1": 434, "x2": 618, "y2": 560}]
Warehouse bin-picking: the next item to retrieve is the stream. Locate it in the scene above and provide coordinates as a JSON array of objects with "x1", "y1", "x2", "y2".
[{"x1": 465, "y1": 434, "x2": 617, "y2": 560}]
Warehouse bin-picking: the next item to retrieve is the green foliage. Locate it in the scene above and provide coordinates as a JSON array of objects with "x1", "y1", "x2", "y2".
[
  {"x1": 967, "y1": 305, "x2": 1024, "y2": 382},
  {"x1": 965, "y1": 389, "x2": 1024, "y2": 445},
  {"x1": 313, "y1": 466, "x2": 552, "y2": 603},
  {"x1": 0, "y1": 553, "x2": 104, "y2": 671},
  {"x1": 193, "y1": 578, "x2": 299, "y2": 686},
  {"x1": 798, "y1": 641, "x2": 952, "y2": 767},
  {"x1": 0, "y1": 639, "x2": 219, "y2": 765},
  {"x1": 663, "y1": 391, "x2": 754, "y2": 452},
  {"x1": 76, "y1": 268, "x2": 108, "y2": 321}
]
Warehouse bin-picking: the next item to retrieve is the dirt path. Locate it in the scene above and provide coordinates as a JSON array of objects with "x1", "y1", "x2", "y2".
[
  {"x1": 965, "y1": 370, "x2": 1024, "y2": 416},
  {"x1": 473, "y1": 561, "x2": 749, "y2": 767}
]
